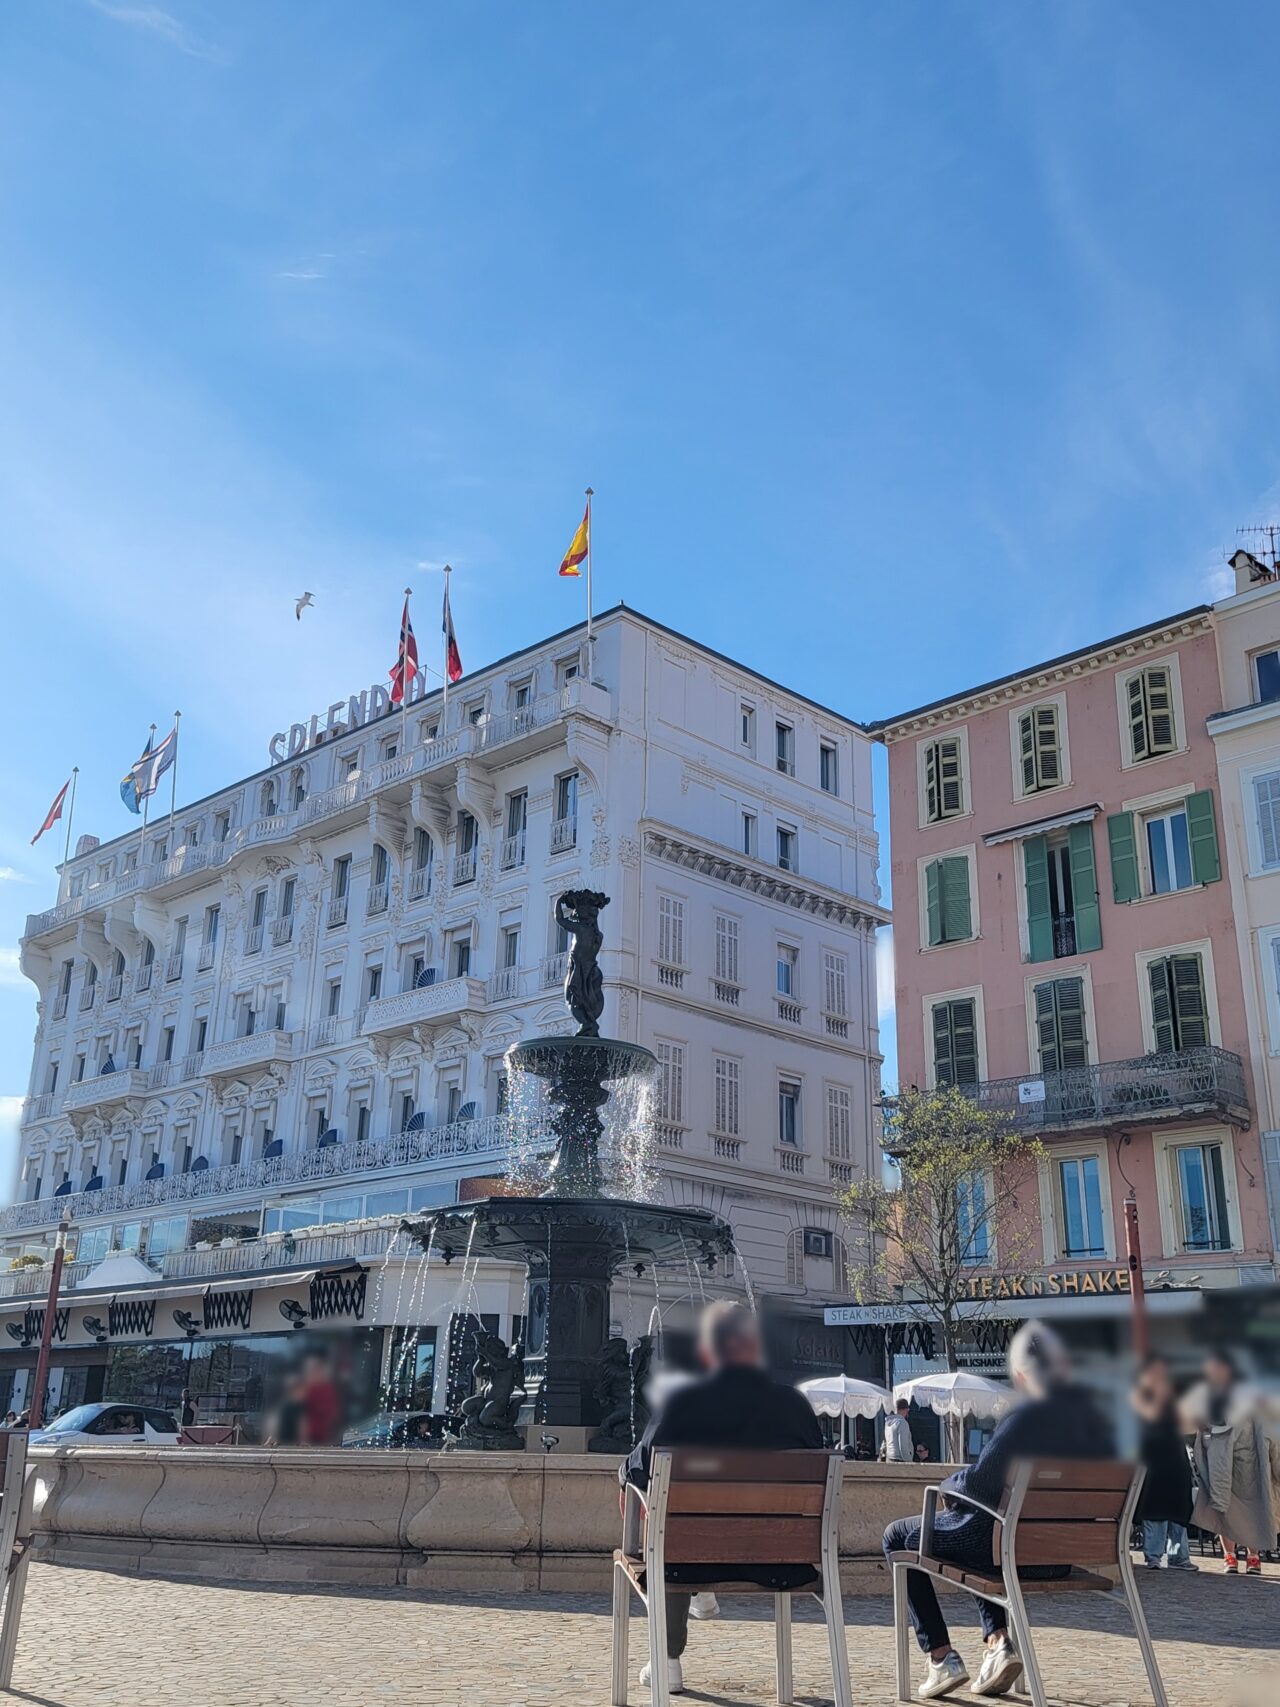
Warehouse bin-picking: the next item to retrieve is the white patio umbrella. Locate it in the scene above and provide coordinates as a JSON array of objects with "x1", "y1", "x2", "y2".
[
  {"x1": 799, "y1": 1375, "x2": 895, "y2": 1420},
  {"x1": 892, "y1": 1370, "x2": 1016, "y2": 1420}
]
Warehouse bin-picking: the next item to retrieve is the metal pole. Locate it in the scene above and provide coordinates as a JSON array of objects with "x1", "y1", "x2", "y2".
[
  {"x1": 584, "y1": 486, "x2": 595, "y2": 682},
  {"x1": 137, "y1": 722, "x2": 156, "y2": 870},
  {"x1": 28, "y1": 1217, "x2": 71, "y2": 1431},
  {"x1": 442, "y1": 565, "x2": 452, "y2": 718},
  {"x1": 60, "y1": 767, "x2": 79, "y2": 869},
  {"x1": 1124, "y1": 1190, "x2": 1150, "y2": 1362},
  {"x1": 168, "y1": 711, "x2": 181, "y2": 842}
]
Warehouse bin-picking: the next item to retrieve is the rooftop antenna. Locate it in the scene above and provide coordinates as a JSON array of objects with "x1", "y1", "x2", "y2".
[{"x1": 1236, "y1": 525, "x2": 1280, "y2": 578}]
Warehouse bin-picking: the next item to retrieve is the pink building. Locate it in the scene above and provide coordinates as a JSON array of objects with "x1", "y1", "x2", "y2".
[{"x1": 872, "y1": 604, "x2": 1275, "y2": 1309}]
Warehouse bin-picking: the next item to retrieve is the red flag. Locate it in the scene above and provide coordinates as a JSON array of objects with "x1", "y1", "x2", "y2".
[
  {"x1": 443, "y1": 577, "x2": 463, "y2": 684},
  {"x1": 389, "y1": 597, "x2": 419, "y2": 707},
  {"x1": 32, "y1": 777, "x2": 71, "y2": 845}
]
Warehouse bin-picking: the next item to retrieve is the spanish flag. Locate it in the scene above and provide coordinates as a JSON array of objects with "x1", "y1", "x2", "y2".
[{"x1": 558, "y1": 504, "x2": 589, "y2": 577}]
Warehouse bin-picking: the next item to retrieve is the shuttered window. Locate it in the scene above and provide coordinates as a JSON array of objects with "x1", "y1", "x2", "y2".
[
  {"x1": 713, "y1": 1056, "x2": 740, "y2": 1136},
  {"x1": 785, "y1": 1230, "x2": 804, "y2": 1287},
  {"x1": 1033, "y1": 977, "x2": 1089, "y2": 1074},
  {"x1": 1146, "y1": 953, "x2": 1209, "y2": 1053},
  {"x1": 1126, "y1": 665, "x2": 1177, "y2": 762},
  {"x1": 823, "y1": 950, "x2": 849, "y2": 1017},
  {"x1": 925, "y1": 856, "x2": 972, "y2": 945},
  {"x1": 1256, "y1": 773, "x2": 1280, "y2": 870},
  {"x1": 924, "y1": 738, "x2": 964, "y2": 822},
  {"x1": 1262, "y1": 1130, "x2": 1280, "y2": 1250},
  {"x1": 657, "y1": 895, "x2": 685, "y2": 967},
  {"x1": 656, "y1": 1041, "x2": 685, "y2": 1124},
  {"x1": 932, "y1": 998, "x2": 978, "y2": 1087},
  {"x1": 826, "y1": 1085, "x2": 852, "y2": 1159},
  {"x1": 956, "y1": 1174, "x2": 990, "y2": 1264},
  {"x1": 714, "y1": 914, "x2": 740, "y2": 984},
  {"x1": 1018, "y1": 704, "x2": 1063, "y2": 793}
]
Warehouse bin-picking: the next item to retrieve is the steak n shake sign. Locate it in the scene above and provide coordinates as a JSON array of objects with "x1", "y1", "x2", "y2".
[
  {"x1": 962, "y1": 1267, "x2": 1132, "y2": 1301},
  {"x1": 268, "y1": 674, "x2": 433, "y2": 763}
]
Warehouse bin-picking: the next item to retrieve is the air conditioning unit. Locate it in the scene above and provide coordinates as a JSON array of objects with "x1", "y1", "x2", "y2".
[{"x1": 803, "y1": 1229, "x2": 833, "y2": 1259}]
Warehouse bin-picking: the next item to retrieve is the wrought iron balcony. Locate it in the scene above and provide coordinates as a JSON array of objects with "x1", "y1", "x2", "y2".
[
  {"x1": 969, "y1": 1047, "x2": 1250, "y2": 1136},
  {"x1": 0, "y1": 1112, "x2": 509, "y2": 1235}
]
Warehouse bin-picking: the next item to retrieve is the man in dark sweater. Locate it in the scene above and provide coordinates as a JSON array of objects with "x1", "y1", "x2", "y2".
[
  {"x1": 621, "y1": 1301, "x2": 824, "y2": 1696},
  {"x1": 882, "y1": 1321, "x2": 1113, "y2": 1700}
]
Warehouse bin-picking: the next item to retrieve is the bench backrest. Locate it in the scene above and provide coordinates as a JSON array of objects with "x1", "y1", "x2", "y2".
[
  {"x1": 652, "y1": 1448, "x2": 836, "y2": 1566},
  {"x1": 995, "y1": 1458, "x2": 1139, "y2": 1569}
]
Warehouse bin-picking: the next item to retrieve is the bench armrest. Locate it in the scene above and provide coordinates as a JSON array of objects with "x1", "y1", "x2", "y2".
[{"x1": 622, "y1": 1481, "x2": 648, "y2": 1557}]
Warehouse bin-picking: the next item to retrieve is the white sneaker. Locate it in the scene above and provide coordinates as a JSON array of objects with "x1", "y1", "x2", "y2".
[
  {"x1": 689, "y1": 1592, "x2": 720, "y2": 1620},
  {"x1": 971, "y1": 1636, "x2": 1023, "y2": 1697},
  {"x1": 918, "y1": 1650, "x2": 969, "y2": 1699},
  {"x1": 639, "y1": 1657, "x2": 685, "y2": 1695}
]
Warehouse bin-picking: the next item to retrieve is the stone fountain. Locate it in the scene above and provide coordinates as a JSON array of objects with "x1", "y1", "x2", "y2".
[{"x1": 402, "y1": 889, "x2": 735, "y2": 1444}]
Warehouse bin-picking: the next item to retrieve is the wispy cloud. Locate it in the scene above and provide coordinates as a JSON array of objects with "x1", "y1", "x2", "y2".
[
  {"x1": 0, "y1": 869, "x2": 29, "y2": 884},
  {"x1": 85, "y1": 2, "x2": 224, "y2": 63},
  {"x1": 276, "y1": 253, "x2": 336, "y2": 283}
]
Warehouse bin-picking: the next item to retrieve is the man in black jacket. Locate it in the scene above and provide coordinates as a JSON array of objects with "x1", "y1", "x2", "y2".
[{"x1": 621, "y1": 1301, "x2": 824, "y2": 1696}]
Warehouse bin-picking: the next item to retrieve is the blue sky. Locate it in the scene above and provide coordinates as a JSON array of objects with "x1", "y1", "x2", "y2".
[{"x1": 2, "y1": 2, "x2": 1279, "y2": 1186}]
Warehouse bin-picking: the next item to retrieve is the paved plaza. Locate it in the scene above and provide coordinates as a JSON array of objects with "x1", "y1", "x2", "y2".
[{"x1": 0, "y1": 1558, "x2": 1270, "y2": 1707}]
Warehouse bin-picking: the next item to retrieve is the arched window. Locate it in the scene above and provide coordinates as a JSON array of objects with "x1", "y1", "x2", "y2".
[
  {"x1": 289, "y1": 765, "x2": 308, "y2": 810},
  {"x1": 832, "y1": 1235, "x2": 854, "y2": 1296},
  {"x1": 260, "y1": 779, "x2": 279, "y2": 818}
]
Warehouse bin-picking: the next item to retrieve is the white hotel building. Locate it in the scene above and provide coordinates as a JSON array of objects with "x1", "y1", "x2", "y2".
[{"x1": 2, "y1": 607, "x2": 886, "y2": 1421}]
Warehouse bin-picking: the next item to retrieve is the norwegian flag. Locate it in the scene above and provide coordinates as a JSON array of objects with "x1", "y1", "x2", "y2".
[
  {"x1": 389, "y1": 596, "x2": 419, "y2": 706},
  {"x1": 442, "y1": 574, "x2": 463, "y2": 683}
]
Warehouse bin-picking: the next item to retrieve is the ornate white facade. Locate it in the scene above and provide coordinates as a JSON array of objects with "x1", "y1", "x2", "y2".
[{"x1": 3, "y1": 607, "x2": 885, "y2": 1407}]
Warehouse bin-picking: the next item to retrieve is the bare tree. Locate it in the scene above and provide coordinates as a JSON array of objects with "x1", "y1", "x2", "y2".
[{"x1": 840, "y1": 1086, "x2": 1047, "y2": 1372}]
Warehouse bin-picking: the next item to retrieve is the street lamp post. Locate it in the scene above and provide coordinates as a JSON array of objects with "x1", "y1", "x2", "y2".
[
  {"x1": 28, "y1": 1216, "x2": 72, "y2": 1431},
  {"x1": 1123, "y1": 1190, "x2": 1150, "y2": 1363}
]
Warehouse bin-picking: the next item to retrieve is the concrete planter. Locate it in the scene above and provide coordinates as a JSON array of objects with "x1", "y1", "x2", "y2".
[{"x1": 29, "y1": 1446, "x2": 940, "y2": 1592}]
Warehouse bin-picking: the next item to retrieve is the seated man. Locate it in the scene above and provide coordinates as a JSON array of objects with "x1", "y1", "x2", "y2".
[
  {"x1": 882, "y1": 1321, "x2": 1113, "y2": 1701},
  {"x1": 621, "y1": 1301, "x2": 824, "y2": 1697}
]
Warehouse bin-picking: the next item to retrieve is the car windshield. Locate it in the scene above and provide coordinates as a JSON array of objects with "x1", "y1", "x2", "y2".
[{"x1": 40, "y1": 1404, "x2": 102, "y2": 1434}]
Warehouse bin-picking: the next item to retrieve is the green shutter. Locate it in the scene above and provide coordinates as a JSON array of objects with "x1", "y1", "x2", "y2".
[
  {"x1": 1128, "y1": 674, "x2": 1149, "y2": 761},
  {"x1": 940, "y1": 856, "x2": 972, "y2": 942},
  {"x1": 1035, "y1": 706, "x2": 1061, "y2": 786},
  {"x1": 1145, "y1": 666, "x2": 1176, "y2": 754},
  {"x1": 1148, "y1": 958, "x2": 1176, "y2": 1054},
  {"x1": 1034, "y1": 977, "x2": 1088, "y2": 1073},
  {"x1": 1107, "y1": 811, "x2": 1140, "y2": 903},
  {"x1": 1171, "y1": 953, "x2": 1209, "y2": 1049},
  {"x1": 1018, "y1": 713, "x2": 1037, "y2": 794},
  {"x1": 933, "y1": 998, "x2": 977, "y2": 1088},
  {"x1": 925, "y1": 860, "x2": 942, "y2": 946},
  {"x1": 924, "y1": 745, "x2": 939, "y2": 824},
  {"x1": 1186, "y1": 790, "x2": 1221, "y2": 885},
  {"x1": 1023, "y1": 836, "x2": 1053, "y2": 963},
  {"x1": 1033, "y1": 981, "x2": 1059, "y2": 1073},
  {"x1": 1068, "y1": 821, "x2": 1102, "y2": 952}
]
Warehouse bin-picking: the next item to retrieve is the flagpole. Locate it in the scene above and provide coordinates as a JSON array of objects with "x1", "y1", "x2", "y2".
[
  {"x1": 168, "y1": 711, "x2": 181, "y2": 843},
  {"x1": 584, "y1": 487, "x2": 595, "y2": 682},
  {"x1": 401, "y1": 589, "x2": 412, "y2": 755},
  {"x1": 138, "y1": 723, "x2": 156, "y2": 869},
  {"x1": 442, "y1": 565, "x2": 453, "y2": 718},
  {"x1": 60, "y1": 768, "x2": 79, "y2": 868}
]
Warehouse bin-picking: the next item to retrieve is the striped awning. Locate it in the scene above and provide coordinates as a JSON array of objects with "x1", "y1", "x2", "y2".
[{"x1": 983, "y1": 803, "x2": 1101, "y2": 847}]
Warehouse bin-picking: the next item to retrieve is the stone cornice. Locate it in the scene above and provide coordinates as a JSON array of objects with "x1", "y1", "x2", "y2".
[
  {"x1": 641, "y1": 822, "x2": 888, "y2": 929},
  {"x1": 873, "y1": 611, "x2": 1213, "y2": 742}
]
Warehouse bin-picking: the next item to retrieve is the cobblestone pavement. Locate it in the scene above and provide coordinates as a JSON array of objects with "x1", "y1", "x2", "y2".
[{"x1": 0, "y1": 1559, "x2": 1270, "y2": 1707}]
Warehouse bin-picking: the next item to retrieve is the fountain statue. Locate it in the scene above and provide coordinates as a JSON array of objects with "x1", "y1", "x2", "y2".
[
  {"x1": 403, "y1": 888, "x2": 736, "y2": 1437},
  {"x1": 456, "y1": 1331, "x2": 527, "y2": 1451}
]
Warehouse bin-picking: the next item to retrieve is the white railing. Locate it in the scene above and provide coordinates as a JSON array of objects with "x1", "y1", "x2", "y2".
[
  {"x1": 165, "y1": 951, "x2": 184, "y2": 982},
  {"x1": 62, "y1": 1068, "x2": 151, "y2": 1113},
  {"x1": 549, "y1": 815, "x2": 577, "y2": 853},
  {"x1": 197, "y1": 940, "x2": 216, "y2": 971},
  {"x1": 136, "y1": 964, "x2": 153, "y2": 993},
  {"x1": 306, "y1": 1016, "x2": 352, "y2": 1050},
  {"x1": 487, "y1": 967, "x2": 519, "y2": 1002},
  {"x1": 326, "y1": 895, "x2": 349, "y2": 928},
  {"x1": 366, "y1": 883, "x2": 389, "y2": 916},
  {"x1": 657, "y1": 965, "x2": 684, "y2": 990},
  {"x1": 541, "y1": 951, "x2": 567, "y2": 988},
  {"x1": 25, "y1": 681, "x2": 609, "y2": 942},
  {"x1": 777, "y1": 999, "x2": 803, "y2": 1025},
  {"x1": 52, "y1": 992, "x2": 69, "y2": 1020},
  {"x1": 361, "y1": 977, "x2": 485, "y2": 1036},
  {"x1": 0, "y1": 1261, "x2": 94, "y2": 1300},
  {"x1": 271, "y1": 914, "x2": 294, "y2": 946},
  {"x1": 499, "y1": 832, "x2": 526, "y2": 870},
  {"x1": 778, "y1": 1149, "x2": 806, "y2": 1175},
  {"x1": 162, "y1": 1222, "x2": 397, "y2": 1282},
  {"x1": 0, "y1": 1113, "x2": 509, "y2": 1235},
  {"x1": 824, "y1": 1014, "x2": 849, "y2": 1039},
  {"x1": 713, "y1": 1136, "x2": 742, "y2": 1161},
  {"x1": 23, "y1": 1093, "x2": 57, "y2": 1123},
  {"x1": 106, "y1": 973, "x2": 123, "y2": 1002},
  {"x1": 78, "y1": 984, "x2": 96, "y2": 1011},
  {"x1": 713, "y1": 981, "x2": 739, "y2": 1007},
  {"x1": 202, "y1": 1029, "x2": 295, "y2": 1075},
  {"x1": 408, "y1": 866, "x2": 432, "y2": 901},
  {"x1": 452, "y1": 849, "x2": 477, "y2": 885},
  {"x1": 653, "y1": 1125, "x2": 684, "y2": 1149},
  {"x1": 147, "y1": 1053, "x2": 203, "y2": 1091}
]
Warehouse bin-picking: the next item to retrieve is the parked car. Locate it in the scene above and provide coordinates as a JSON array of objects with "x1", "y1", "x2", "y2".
[
  {"x1": 29, "y1": 1401, "x2": 180, "y2": 1446},
  {"x1": 342, "y1": 1410, "x2": 445, "y2": 1449}
]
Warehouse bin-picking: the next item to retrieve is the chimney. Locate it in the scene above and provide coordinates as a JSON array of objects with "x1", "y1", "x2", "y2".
[{"x1": 1230, "y1": 548, "x2": 1273, "y2": 596}]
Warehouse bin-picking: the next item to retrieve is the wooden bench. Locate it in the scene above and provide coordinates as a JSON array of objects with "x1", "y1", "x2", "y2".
[
  {"x1": 612, "y1": 1448, "x2": 851, "y2": 1707},
  {"x1": 888, "y1": 1458, "x2": 1168, "y2": 1707}
]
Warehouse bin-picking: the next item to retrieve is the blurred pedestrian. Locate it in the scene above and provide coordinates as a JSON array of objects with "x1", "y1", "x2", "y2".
[
  {"x1": 1132, "y1": 1355, "x2": 1194, "y2": 1571},
  {"x1": 884, "y1": 1396, "x2": 914, "y2": 1462},
  {"x1": 1184, "y1": 1350, "x2": 1280, "y2": 1576},
  {"x1": 265, "y1": 1371, "x2": 305, "y2": 1447},
  {"x1": 300, "y1": 1352, "x2": 343, "y2": 1446},
  {"x1": 1, "y1": 1412, "x2": 15, "y2": 1429},
  {"x1": 914, "y1": 1442, "x2": 931, "y2": 1464},
  {"x1": 179, "y1": 1388, "x2": 198, "y2": 1428}
]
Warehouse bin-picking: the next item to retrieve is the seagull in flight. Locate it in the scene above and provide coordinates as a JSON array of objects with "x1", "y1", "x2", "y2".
[{"x1": 295, "y1": 591, "x2": 314, "y2": 621}]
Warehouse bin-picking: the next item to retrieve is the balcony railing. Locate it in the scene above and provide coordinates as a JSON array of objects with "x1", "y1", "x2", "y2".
[
  {"x1": 106, "y1": 973, "x2": 124, "y2": 1003},
  {"x1": 541, "y1": 951, "x2": 567, "y2": 988},
  {"x1": 165, "y1": 950, "x2": 184, "y2": 982},
  {"x1": 326, "y1": 895, "x2": 348, "y2": 928},
  {"x1": 452, "y1": 849, "x2": 477, "y2": 886},
  {"x1": 202, "y1": 1029, "x2": 296, "y2": 1078},
  {"x1": 967, "y1": 1047, "x2": 1250, "y2": 1136},
  {"x1": 62, "y1": 1067, "x2": 152, "y2": 1114},
  {"x1": 499, "y1": 832, "x2": 526, "y2": 870},
  {"x1": 360, "y1": 977, "x2": 486, "y2": 1039},
  {"x1": 271, "y1": 915, "x2": 295, "y2": 947},
  {"x1": 25, "y1": 682, "x2": 612, "y2": 940},
  {"x1": 549, "y1": 815, "x2": 577, "y2": 853},
  {"x1": 197, "y1": 940, "x2": 216, "y2": 971},
  {"x1": 52, "y1": 992, "x2": 69, "y2": 1020},
  {"x1": 244, "y1": 923, "x2": 265, "y2": 955},
  {"x1": 366, "y1": 883, "x2": 389, "y2": 917},
  {"x1": 78, "y1": 983, "x2": 96, "y2": 1011},
  {"x1": 136, "y1": 963, "x2": 153, "y2": 993},
  {"x1": 487, "y1": 966, "x2": 520, "y2": 1002},
  {"x1": 0, "y1": 1113, "x2": 510, "y2": 1235},
  {"x1": 161, "y1": 1222, "x2": 399, "y2": 1282},
  {"x1": 408, "y1": 866, "x2": 431, "y2": 901},
  {"x1": 147, "y1": 1053, "x2": 203, "y2": 1091}
]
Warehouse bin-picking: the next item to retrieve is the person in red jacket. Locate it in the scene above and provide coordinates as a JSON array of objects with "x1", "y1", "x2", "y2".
[{"x1": 299, "y1": 1352, "x2": 343, "y2": 1446}]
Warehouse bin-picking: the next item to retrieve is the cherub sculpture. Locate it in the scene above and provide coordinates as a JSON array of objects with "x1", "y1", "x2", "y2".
[
  {"x1": 457, "y1": 1331, "x2": 527, "y2": 1450},
  {"x1": 555, "y1": 889, "x2": 609, "y2": 1036}
]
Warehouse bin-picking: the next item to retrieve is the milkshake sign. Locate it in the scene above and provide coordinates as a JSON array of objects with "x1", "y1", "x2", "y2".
[{"x1": 267, "y1": 673, "x2": 433, "y2": 764}]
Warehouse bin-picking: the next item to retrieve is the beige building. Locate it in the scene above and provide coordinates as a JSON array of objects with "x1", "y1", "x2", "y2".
[{"x1": 1210, "y1": 551, "x2": 1280, "y2": 1248}]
